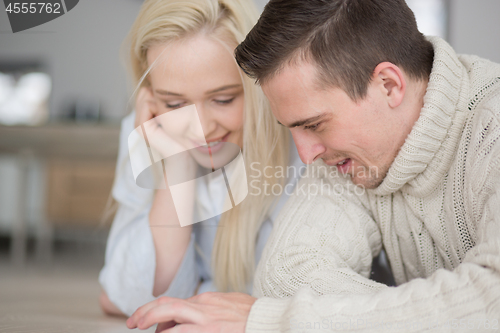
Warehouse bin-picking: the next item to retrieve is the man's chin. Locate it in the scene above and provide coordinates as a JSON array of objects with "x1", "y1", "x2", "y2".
[
  {"x1": 349, "y1": 163, "x2": 388, "y2": 190},
  {"x1": 350, "y1": 176, "x2": 383, "y2": 190}
]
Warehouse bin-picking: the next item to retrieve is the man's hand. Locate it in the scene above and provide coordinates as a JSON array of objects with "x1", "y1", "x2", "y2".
[{"x1": 126, "y1": 292, "x2": 256, "y2": 333}]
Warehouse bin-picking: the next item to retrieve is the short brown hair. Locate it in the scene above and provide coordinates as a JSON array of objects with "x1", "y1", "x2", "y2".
[{"x1": 235, "y1": 0, "x2": 434, "y2": 100}]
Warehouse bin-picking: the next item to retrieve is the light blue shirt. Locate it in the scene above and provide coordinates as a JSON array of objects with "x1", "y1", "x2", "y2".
[{"x1": 99, "y1": 112, "x2": 303, "y2": 316}]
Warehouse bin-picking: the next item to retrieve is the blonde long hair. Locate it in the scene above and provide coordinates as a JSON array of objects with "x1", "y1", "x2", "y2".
[{"x1": 125, "y1": 0, "x2": 289, "y2": 292}]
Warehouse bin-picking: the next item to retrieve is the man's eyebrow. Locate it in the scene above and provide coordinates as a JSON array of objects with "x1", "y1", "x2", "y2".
[
  {"x1": 277, "y1": 114, "x2": 329, "y2": 128},
  {"x1": 155, "y1": 84, "x2": 242, "y2": 97}
]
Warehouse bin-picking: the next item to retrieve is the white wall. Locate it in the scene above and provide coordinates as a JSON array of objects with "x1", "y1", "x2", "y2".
[
  {"x1": 449, "y1": 0, "x2": 500, "y2": 63},
  {"x1": 254, "y1": 0, "x2": 268, "y2": 11},
  {"x1": 0, "y1": 0, "x2": 143, "y2": 120}
]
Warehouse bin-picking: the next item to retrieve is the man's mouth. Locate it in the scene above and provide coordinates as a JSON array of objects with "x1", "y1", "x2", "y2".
[
  {"x1": 324, "y1": 157, "x2": 352, "y2": 174},
  {"x1": 336, "y1": 158, "x2": 351, "y2": 173}
]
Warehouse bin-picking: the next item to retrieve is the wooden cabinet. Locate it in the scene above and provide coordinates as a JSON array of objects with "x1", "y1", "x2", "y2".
[
  {"x1": 0, "y1": 122, "x2": 121, "y2": 263},
  {"x1": 47, "y1": 159, "x2": 116, "y2": 226}
]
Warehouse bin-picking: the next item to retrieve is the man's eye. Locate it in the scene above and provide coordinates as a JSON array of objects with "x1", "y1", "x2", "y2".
[
  {"x1": 304, "y1": 122, "x2": 321, "y2": 131},
  {"x1": 214, "y1": 98, "x2": 235, "y2": 105}
]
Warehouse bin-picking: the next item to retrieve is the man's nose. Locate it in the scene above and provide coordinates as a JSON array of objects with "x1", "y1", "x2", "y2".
[{"x1": 291, "y1": 129, "x2": 326, "y2": 164}]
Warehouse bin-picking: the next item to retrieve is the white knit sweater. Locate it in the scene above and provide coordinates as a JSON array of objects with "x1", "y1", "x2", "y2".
[{"x1": 246, "y1": 37, "x2": 500, "y2": 332}]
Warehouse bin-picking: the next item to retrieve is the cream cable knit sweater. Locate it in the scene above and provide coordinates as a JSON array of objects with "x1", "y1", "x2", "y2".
[{"x1": 246, "y1": 37, "x2": 500, "y2": 332}]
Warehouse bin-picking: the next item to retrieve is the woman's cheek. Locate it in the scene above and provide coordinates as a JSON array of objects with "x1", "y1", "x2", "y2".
[{"x1": 231, "y1": 101, "x2": 245, "y2": 130}]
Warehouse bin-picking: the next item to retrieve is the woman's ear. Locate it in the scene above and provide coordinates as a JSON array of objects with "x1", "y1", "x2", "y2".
[{"x1": 372, "y1": 62, "x2": 406, "y2": 108}]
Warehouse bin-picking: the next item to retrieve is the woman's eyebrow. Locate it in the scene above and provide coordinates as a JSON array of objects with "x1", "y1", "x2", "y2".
[
  {"x1": 206, "y1": 84, "x2": 242, "y2": 95},
  {"x1": 154, "y1": 84, "x2": 242, "y2": 97},
  {"x1": 155, "y1": 89, "x2": 182, "y2": 96}
]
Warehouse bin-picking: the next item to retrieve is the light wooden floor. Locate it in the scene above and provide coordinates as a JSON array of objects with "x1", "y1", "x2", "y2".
[{"x1": 0, "y1": 252, "x2": 155, "y2": 333}]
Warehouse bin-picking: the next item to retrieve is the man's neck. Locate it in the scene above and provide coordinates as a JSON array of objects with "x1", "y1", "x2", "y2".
[{"x1": 405, "y1": 77, "x2": 429, "y2": 132}]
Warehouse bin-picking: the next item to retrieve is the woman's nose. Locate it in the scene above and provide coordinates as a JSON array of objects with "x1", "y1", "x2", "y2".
[{"x1": 195, "y1": 104, "x2": 217, "y2": 139}]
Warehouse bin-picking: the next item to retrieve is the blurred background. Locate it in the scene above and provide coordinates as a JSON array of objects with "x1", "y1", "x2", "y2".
[{"x1": 0, "y1": 0, "x2": 499, "y2": 331}]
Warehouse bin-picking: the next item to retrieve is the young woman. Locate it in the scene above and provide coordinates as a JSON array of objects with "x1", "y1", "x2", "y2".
[{"x1": 98, "y1": 0, "x2": 303, "y2": 316}]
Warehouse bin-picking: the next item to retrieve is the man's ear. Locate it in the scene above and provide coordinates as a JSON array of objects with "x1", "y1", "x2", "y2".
[{"x1": 372, "y1": 62, "x2": 406, "y2": 108}]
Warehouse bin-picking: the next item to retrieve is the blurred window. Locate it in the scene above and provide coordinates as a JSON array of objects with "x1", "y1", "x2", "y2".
[{"x1": 0, "y1": 62, "x2": 51, "y2": 126}]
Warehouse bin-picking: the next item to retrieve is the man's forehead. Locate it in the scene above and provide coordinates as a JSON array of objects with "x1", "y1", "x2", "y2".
[
  {"x1": 263, "y1": 64, "x2": 334, "y2": 117},
  {"x1": 264, "y1": 85, "x2": 334, "y2": 128},
  {"x1": 262, "y1": 60, "x2": 320, "y2": 95}
]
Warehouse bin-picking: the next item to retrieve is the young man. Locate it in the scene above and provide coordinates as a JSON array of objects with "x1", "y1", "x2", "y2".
[{"x1": 126, "y1": 0, "x2": 500, "y2": 331}]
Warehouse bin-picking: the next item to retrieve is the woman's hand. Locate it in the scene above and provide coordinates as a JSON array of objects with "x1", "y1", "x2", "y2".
[
  {"x1": 134, "y1": 86, "x2": 158, "y2": 129},
  {"x1": 126, "y1": 292, "x2": 256, "y2": 333},
  {"x1": 132, "y1": 87, "x2": 195, "y2": 296},
  {"x1": 133, "y1": 86, "x2": 187, "y2": 161}
]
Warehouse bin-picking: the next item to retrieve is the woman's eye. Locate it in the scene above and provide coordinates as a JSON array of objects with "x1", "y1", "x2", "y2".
[
  {"x1": 166, "y1": 102, "x2": 185, "y2": 109},
  {"x1": 304, "y1": 122, "x2": 321, "y2": 131},
  {"x1": 214, "y1": 97, "x2": 235, "y2": 105}
]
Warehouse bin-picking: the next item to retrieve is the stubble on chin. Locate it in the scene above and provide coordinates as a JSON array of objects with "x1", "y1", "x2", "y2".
[
  {"x1": 353, "y1": 145, "x2": 401, "y2": 190},
  {"x1": 350, "y1": 162, "x2": 391, "y2": 190}
]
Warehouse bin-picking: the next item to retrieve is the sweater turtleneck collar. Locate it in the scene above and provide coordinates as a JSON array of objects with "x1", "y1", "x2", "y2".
[{"x1": 371, "y1": 37, "x2": 471, "y2": 197}]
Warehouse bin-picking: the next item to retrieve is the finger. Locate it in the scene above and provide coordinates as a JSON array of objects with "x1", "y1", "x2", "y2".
[
  {"x1": 137, "y1": 302, "x2": 206, "y2": 330},
  {"x1": 137, "y1": 302, "x2": 203, "y2": 330},
  {"x1": 189, "y1": 292, "x2": 237, "y2": 305},
  {"x1": 157, "y1": 324, "x2": 200, "y2": 333},
  {"x1": 134, "y1": 87, "x2": 152, "y2": 128},
  {"x1": 155, "y1": 321, "x2": 176, "y2": 332},
  {"x1": 127, "y1": 296, "x2": 179, "y2": 328},
  {"x1": 134, "y1": 87, "x2": 157, "y2": 128}
]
